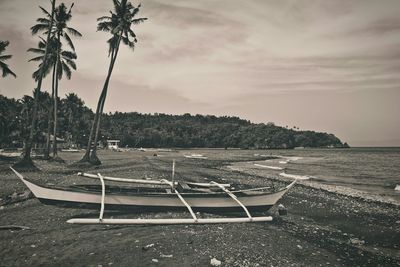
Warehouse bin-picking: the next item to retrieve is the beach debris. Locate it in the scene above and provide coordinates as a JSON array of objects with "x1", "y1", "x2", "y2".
[
  {"x1": 142, "y1": 243, "x2": 155, "y2": 251},
  {"x1": 395, "y1": 185, "x2": 400, "y2": 191},
  {"x1": 210, "y1": 257, "x2": 222, "y2": 266},
  {"x1": 278, "y1": 204, "x2": 287, "y2": 216},
  {"x1": 160, "y1": 254, "x2": 173, "y2": 258},
  {"x1": 151, "y1": 259, "x2": 159, "y2": 263},
  {"x1": 0, "y1": 225, "x2": 31, "y2": 231},
  {"x1": 2, "y1": 190, "x2": 33, "y2": 206},
  {"x1": 350, "y1": 238, "x2": 365, "y2": 246},
  {"x1": 297, "y1": 245, "x2": 303, "y2": 249},
  {"x1": 279, "y1": 161, "x2": 288, "y2": 164}
]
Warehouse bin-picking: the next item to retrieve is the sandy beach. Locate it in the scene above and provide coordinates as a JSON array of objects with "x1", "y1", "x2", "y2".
[{"x1": 0, "y1": 149, "x2": 399, "y2": 266}]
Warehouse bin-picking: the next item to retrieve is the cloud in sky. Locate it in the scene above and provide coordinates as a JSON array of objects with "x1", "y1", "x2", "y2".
[{"x1": 0, "y1": 0, "x2": 399, "y2": 146}]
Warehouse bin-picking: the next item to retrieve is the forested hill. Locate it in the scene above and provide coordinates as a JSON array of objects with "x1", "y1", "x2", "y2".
[
  {"x1": 0, "y1": 94, "x2": 349, "y2": 149},
  {"x1": 101, "y1": 112, "x2": 349, "y2": 149}
]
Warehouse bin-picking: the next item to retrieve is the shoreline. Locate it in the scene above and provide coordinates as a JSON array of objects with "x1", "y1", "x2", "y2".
[{"x1": 227, "y1": 161, "x2": 400, "y2": 208}]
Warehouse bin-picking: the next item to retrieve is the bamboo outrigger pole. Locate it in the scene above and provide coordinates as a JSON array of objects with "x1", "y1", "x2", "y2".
[
  {"x1": 210, "y1": 181, "x2": 253, "y2": 220},
  {"x1": 98, "y1": 173, "x2": 106, "y2": 221},
  {"x1": 77, "y1": 172, "x2": 231, "y2": 188}
]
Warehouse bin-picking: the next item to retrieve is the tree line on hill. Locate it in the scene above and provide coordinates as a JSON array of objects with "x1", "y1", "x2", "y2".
[{"x1": 0, "y1": 93, "x2": 349, "y2": 150}]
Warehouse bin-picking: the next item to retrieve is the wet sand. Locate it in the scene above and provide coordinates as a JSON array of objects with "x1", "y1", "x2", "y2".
[{"x1": 0, "y1": 150, "x2": 399, "y2": 266}]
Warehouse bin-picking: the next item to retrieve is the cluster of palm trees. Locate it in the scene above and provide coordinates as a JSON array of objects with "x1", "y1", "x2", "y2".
[
  {"x1": 2, "y1": 0, "x2": 147, "y2": 168},
  {"x1": 29, "y1": 2, "x2": 81, "y2": 161}
]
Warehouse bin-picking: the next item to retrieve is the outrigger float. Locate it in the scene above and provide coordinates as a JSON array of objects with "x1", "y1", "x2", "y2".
[{"x1": 10, "y1": 164, "x2": 296, "y2": 225}]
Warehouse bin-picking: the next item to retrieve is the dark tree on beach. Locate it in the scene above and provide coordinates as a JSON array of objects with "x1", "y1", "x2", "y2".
[
  {"x1": 0, "y1": 41, "x2": 16, "y2": 78},
  {"x1": 30, "y1": 2, "x2": 81, "y2": 160},
  {"x1": 13, "y1": 0, "x2": 56, "y2": 170},
  {"x1": 79, "y1": 0, "x2": 147, "y2": 165}
]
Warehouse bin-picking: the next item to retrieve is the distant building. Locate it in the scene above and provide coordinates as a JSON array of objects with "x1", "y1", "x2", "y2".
[{"x1": 107, "y1": 140, "x2": 120, "y2": 150}]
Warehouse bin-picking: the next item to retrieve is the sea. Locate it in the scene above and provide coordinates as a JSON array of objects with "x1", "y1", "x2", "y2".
[{"x1": 259, "y1": 147, "x2": 400, "y2": 203}]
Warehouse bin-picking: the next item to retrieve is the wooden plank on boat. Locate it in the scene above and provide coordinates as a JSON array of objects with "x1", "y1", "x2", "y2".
[
  {"x1": 177, "y1": 182, "x2": 191, "y2": 190},
  {"x1": 67, "y1": 216, "x2": 273, "y2": 225}
]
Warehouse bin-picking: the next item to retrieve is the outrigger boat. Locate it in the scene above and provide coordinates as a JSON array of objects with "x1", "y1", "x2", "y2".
[{"x1": 10, "y1": 165, "x2": 296, "y2": 225}]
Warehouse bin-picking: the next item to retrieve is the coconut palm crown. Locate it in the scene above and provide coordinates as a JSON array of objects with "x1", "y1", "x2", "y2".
[
  {"x1": 28, "y1": 38, "x2": 77, "y2": 81},
  {"x1": 31, "y1": 3, "x2": 82, "y2": 51},
  {"x1": 97, "y1": 0, "x2": 147, "y2": 57}
]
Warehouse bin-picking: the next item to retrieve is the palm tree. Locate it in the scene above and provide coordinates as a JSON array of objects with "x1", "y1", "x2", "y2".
[
  {"x1": 62, "y1": 93, "x2": 85, "y2": 147},
  {"x1": 0, "y1": 41, "x2": 16, "y2": 78},
  {"x1": 28, "y1": 38, "x2": 77, "y2": 159},
  {"x1": 13, "y1": 0, "x2": 56, "y2": 170},
  {"x1": 30, "y1": 2, "x2": 81, "y2": 160},
  {"x1": 80, "y1": 0, "x2": 147, "y2": 164}
]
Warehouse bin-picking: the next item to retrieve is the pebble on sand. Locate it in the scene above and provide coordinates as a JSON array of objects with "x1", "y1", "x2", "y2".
[{"x1": 210, "y1": 257, "x2": 222, "y2": 266}]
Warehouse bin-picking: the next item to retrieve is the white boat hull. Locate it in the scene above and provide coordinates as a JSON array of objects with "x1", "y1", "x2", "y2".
[{"x1": 11, "y1": 168, "x2": 295, "y2": 212}]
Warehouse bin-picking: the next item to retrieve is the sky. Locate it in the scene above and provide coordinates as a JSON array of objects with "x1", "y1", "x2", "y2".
[{"x1": 1, "y1": 0, "x2": 400, "y2": 147}]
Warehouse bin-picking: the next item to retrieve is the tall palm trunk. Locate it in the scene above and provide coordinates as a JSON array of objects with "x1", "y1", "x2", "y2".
[
  {"x1": 14, "y1": 0, "x2": 56, "y2": 169},
  {"x1": 52, "y1": 72, "x2": 59, "y2": 158},
  {"x1": 44, "y1": 64, "x2": 56, "y2": 159},
  {"x1": 52, "y1": 35, "x2": 61, "y2": 158},
  {"x1": 80, "y1": 85, "x2": 106, "y2": 162},
  {"x1": 81, "y1": 34, "x2": 122, "y2": 164},
  {"x1": 89, "y1": 35, "x2": 122, "y2": 164}
]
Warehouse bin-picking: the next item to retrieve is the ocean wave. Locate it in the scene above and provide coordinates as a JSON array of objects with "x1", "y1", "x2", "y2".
[
  {"x1": 279, "y1": 172, "x2": 313, "y2": 180},
  {"x1": 254, "y1": 164, "x2": 284, "y2": 170}
]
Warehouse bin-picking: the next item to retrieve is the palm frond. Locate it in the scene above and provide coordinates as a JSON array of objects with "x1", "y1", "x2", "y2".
[
  {"x1": 131, "y1": 18, "x2": 147, "y2": 25},
  {"x1": 121, "y1": 36, "x2": 135, "y2": 50},
  {"x1": 128, "y1": 28, "x2": 136, "y2": 38},
  {"x1": 61, "y1": 61, "x2": 72, "y2": 79},
  {"x1": 64, "y1": 58, "x2": 76, "y2": 70},
  {"x1": 39, "y1": 6, "x2": 52, "y2": 18},
  {"x1": 31, "y1": 23, "x2": 49, "y2": 35},
  {"x1": 61, "y1": 50, "x2": 77, "y2": 60},
  {"x1": 0, "y1": 61, "x2": 17, "y2": 78},
  {"x1": 107, "y1": 35, "x2": 119, "y2": 57},
  {"x1": 131, "y1": 4, "x2": 141, "y2": 17},
  {"x1": 97, "y1": 21, "x2": 112, "y2": 32},
  {"x1": 66, "y1": 27, "x2": 82, "y2": 37},
  {"x1": 57, "y1": 60, "x2": 63, "y2": 80},
  {"x1": 63, "y1": 33, "x2": 75, "y2": 51},
  {"x1": 0, "y1": 41, "x2": 10, "y2": 52},
  {"x1": 97, "y1": 16, "x2": 112, "y2": 22},
  {"x1": 36, "y1": 18, "x2": 51, "y2": 24},
  {"x1": 0, "y1": 54, "x2": 12, "y2": 61},
  {"x1": 28, "y1": 56, "x2": 44, "y2": 62},
  {"x1": 27, "y1": 48, "x2": 45, "y2": 54}
]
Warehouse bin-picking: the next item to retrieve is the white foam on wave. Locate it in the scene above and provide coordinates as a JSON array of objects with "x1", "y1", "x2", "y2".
[
  {"x1": 254, "y1": 164, "x2": 284, "y2": 170},
  {"x1": 279, "y1": 172, "x2": 312, "y2": 180},
  {"x1": 279, "y1": 161, "x2": 288, "y2": 164},
  {"x1": 285, "y1": 156, "x2": 303, "y2": 161}
]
